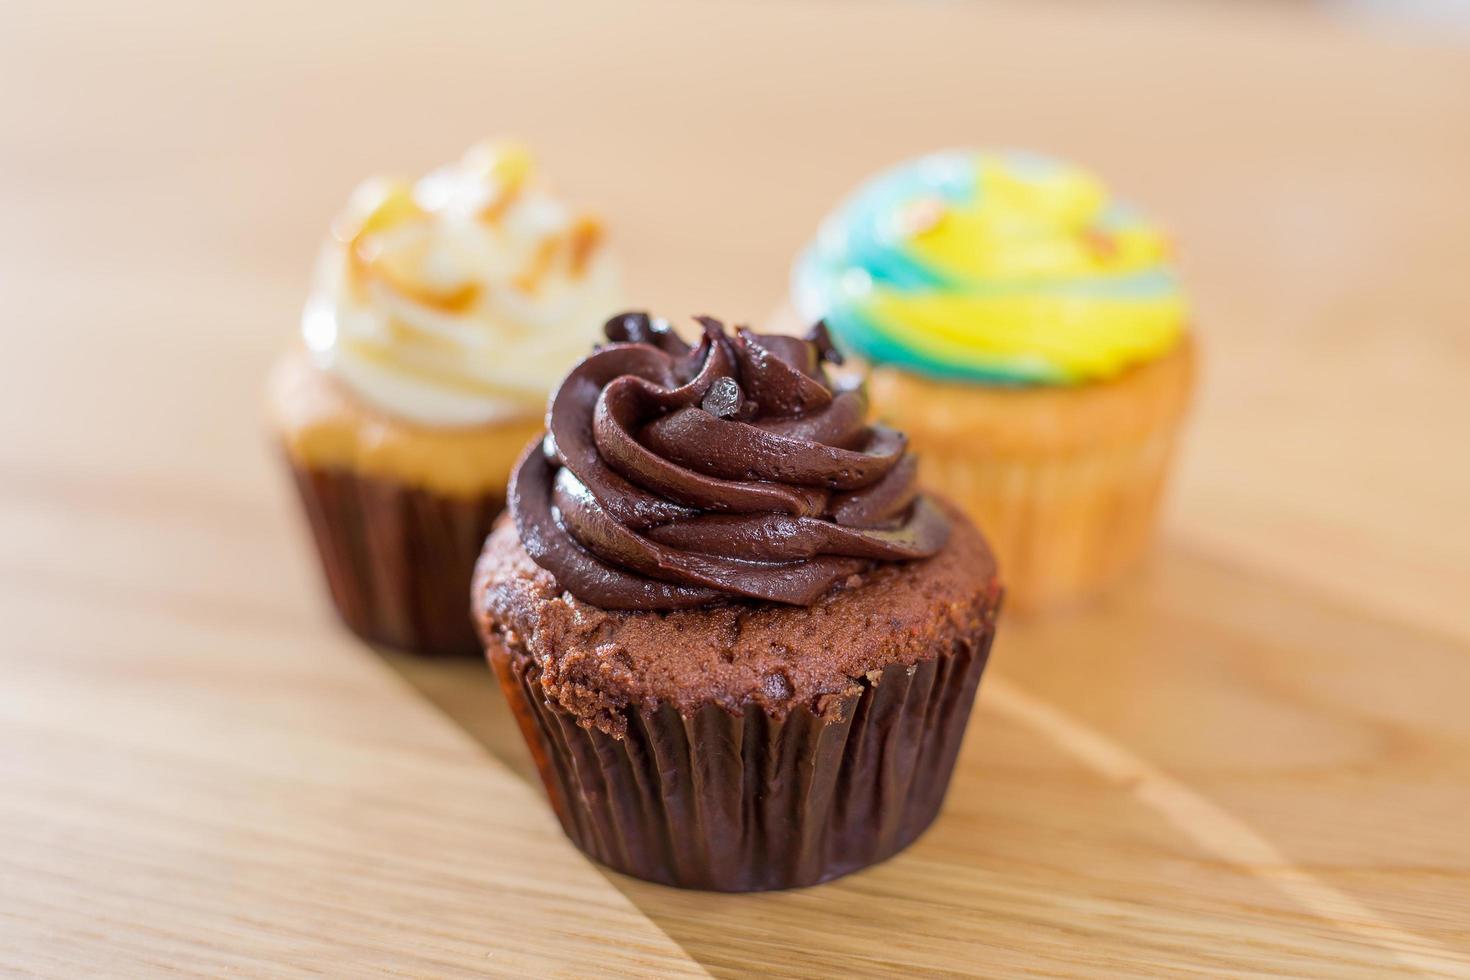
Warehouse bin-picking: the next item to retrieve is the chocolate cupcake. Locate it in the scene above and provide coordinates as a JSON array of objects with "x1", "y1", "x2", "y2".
[{"x1": 474, "y1": 314, "x2": 1002, "y2": 890}]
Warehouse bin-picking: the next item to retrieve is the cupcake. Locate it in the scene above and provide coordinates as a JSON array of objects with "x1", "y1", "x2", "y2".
[
  {"x1": 268, "y1": 141, "x2": 621, "y2": 656},
  {"x1": 794, "y1": 150, "x2": 1194, "y2": 612},
  {"x1": 473, "y1": 313, "x2": 1002, "y2": 891}
]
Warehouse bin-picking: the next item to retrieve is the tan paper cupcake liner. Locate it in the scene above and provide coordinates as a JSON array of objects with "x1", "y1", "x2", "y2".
[
  {"x1": 920, "y1": 434, "x2": 1181, "y2": 610},
  {"x1": 288, "y1": 461, "x2": 504, "y2": 656},
  {"x1": 485, "y1": 623, "x2": 996, "y2": 891},
  {"x1": 871, "y1": 338, "x2": 1195, "y2": 611}
]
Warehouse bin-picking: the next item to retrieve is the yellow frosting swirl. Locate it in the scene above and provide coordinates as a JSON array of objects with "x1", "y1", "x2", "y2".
[{"x1": 793, "y1": 151, "x2": 1188, "y2": 385}]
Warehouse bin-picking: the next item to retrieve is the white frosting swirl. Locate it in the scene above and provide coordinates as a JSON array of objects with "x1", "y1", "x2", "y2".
[{"x1": 302, "y1": 141, "x2": 622, "y2": 426}]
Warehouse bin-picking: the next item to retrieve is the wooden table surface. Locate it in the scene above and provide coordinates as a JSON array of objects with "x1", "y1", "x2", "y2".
[{"x1": 3, "y1": 1, "x2": 1468, "y2": 975}]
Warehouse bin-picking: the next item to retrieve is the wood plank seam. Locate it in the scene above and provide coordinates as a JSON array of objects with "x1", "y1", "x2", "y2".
[{"x1": 984, "y1": 677, "x2": 1469, "y2": 976}]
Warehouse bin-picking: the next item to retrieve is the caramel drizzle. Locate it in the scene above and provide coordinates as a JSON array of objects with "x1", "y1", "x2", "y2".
[
  {"x1": 511, "y1": 217, "x2": 604, "y2": 295},
  {"x1": 342, "y1": 155, "x2": 603, "y2": 307},
  {"x1": 374, "y1": 266, "x2": 481, "y2": 313},
  {"x1": 511, "y1": 235, "x2": 562, "y2": 295},
  {"x1": 348, "y1": 248, "x2": 480, "y2": 312},
  {"x1": 478, "y1": 170, "x2": 526, "y2": 224},
  {"x1": 567, "y1": 217, "x2": 603, "y2": 277}
]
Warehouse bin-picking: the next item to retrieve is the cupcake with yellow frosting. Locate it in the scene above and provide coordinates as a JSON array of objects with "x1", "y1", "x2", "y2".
[
  {"x1": 268, "y1": 141, "x2": 620, "y2": 654},
  {"x1": 794, "y1": 150, "x2": 1194, "y2": 611}
]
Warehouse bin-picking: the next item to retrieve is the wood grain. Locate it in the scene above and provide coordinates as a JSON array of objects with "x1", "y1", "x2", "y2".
[
  {"x1": 0, "y1": 470, "x2": 702, "y2": 977},
  {"x1": 395, "y1": 546, "x2": 1470, "y2": 977},
  {"x1": 2, "y1": 0, "x2": 1468, "y2": 975}
]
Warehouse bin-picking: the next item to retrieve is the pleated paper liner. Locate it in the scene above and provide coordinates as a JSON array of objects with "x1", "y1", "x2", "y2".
[
  {"x1": 868, "y1": 337, "x2": 1196, "y2": 612},
  {"x1": 486, "y1": 622, "x2": 997, "y2": 892},
  {"x1": 288, "y1": 462, "x2": 504, "y2": 657},
  {"x1": 919, "y1": 428, "x2": 1184, "y2": 610}
]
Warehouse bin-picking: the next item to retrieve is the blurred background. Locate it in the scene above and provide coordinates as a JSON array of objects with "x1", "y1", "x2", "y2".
[
  {"x1": 3, "y1": 2, "x2": 1469, "y2": 972},
  {"x1": 3, "y1": 0, "x2": 1466, "y2": 638}
]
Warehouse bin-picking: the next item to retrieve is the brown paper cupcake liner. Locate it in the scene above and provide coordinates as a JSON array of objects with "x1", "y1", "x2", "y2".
[
  {"x1": 487, "y1": 624, "x2": 996, "y2": 891},
  {"x1": 288, "y1": 460, "x2": 503, "y2": 657}
]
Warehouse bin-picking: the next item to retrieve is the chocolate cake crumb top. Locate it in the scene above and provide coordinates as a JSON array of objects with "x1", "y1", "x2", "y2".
[{"x1": 475, "y1": 498, "x2": 999, "y2": 737}]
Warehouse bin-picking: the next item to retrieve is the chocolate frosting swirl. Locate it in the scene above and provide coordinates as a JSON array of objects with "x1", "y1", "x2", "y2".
[{"x1": 509, "y1": 313, "x2": 950, "y2": 610}]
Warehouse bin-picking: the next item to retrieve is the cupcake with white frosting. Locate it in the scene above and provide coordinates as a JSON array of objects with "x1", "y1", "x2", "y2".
[{"x1": 268, "y1": 141, "x2": 621, "y2": 655}]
